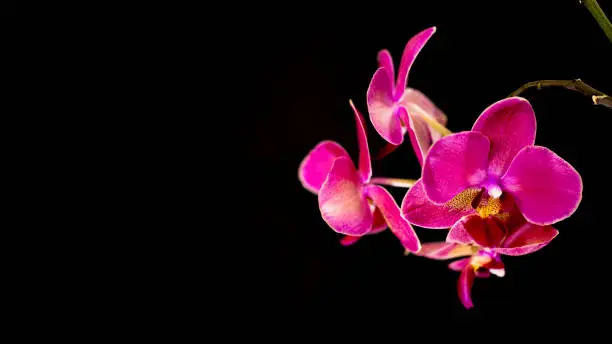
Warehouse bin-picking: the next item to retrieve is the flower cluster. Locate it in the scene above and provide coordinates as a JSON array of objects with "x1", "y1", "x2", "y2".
[{"x1": 298, "y1": 27, "x2": 582, "y2": 308}]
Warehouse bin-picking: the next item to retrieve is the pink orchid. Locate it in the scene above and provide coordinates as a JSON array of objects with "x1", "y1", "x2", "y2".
[
  {"x1": 415, "y1": 206, "x2": 558, "y2": 308},
  {"x1": 402, "y1": 96, "x2": 582, "y2": 228},
  {"x1": 298, "y1": 101, "x2": 421, "y2": 252},
  {"x1": 367, "y1": 26, "x2": 448, "y2": 164}
]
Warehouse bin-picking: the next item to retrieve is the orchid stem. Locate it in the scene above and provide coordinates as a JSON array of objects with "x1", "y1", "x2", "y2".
[
  {"x1": 509, "y1": 79, "x2": 612, "y2": 109},
  {"x1": 371, "y1": 177, "x2": 417, "y2": 188},
  {"x1": 582, "y1": 0, "x2": 612, "y2": 44},
  {"x1": 419, "y1": 114, "x2": 453, "y2": 137}
]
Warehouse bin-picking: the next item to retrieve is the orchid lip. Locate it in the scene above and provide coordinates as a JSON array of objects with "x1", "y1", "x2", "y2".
[
  {"x1": 482, "y1": 178, "x2": 503, "y2": 198},
  {"x1": 486, "y1": 183, "x2": 502, "y2": 198}
]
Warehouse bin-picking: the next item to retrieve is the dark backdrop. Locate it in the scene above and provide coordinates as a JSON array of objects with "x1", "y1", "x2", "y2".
[
  {"x1": 1, "y1": 0, "x2": 15, "y2": 15},
  {"x1": 241, "y1": 0, "x2": 612, "y2": 328}
]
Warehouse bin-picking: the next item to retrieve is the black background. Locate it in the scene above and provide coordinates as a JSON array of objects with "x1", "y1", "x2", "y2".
[
  {"x1": 1, "y1": 0, "x2": 15, "y2": 15},
  {"x1": 240, "y1": 0, "x2": 611, "y2": 329}
]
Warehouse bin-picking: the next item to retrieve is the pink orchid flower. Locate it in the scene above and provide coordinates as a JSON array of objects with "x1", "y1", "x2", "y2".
[
  {"x1": 402, "y1": 96, "x2": 582, "y2": 228},
  {"x1": 415, "y1": 207, "x2": 558, "y2": 308},
  {"x1": 298, "y1": 101, "x2": 421, "y2": 252},
  {"x1": 367, "y1": 26, "x2": 448, "y2": 164}
]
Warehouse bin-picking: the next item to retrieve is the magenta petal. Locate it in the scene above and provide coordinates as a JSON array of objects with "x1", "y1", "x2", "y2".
[
  {"x1": 349, "y1": 100, "x2": 372, "y2": 183},
  {"x1": 448, "y1": 257, "x2": 471, "y2": 271},
  {"x1": 318, "y1": 157, "x2": 373, "y2": 235},
  {"x1": 401, "y1": 179, "x2": 476, "y2": 229},
  {"x1": 496, "y1": 223, "x2": 558, "y2": 256},
  {"x1": 374, "y1": 142, "x2": 400, "y2": 160},
  {"x1": 448, "y1": 215, "x2": 505, "y2": 248},
  {"x1": 339, "y1": 208, "x2": 388, "y2": 246},
  {"x1": 298, "y1": 141, "x2": 350, "y2": 194},
  {"x1": 501, "y1": 146, "x2": 583, "y2": 225},
  {"x1": 394, "y1": 26, "x2": 436, "y2": 97},
  {"x1": 400, "y1": 87, "x2": 448, "y2": 126},
  {"x1": 414, "y1": 242, "x2": 474, "y2": 260},
  {"x1": 367, "y1": 68, "x2": 403, "y2": 145},
  {"x1": 377, "y1": 49, "x2": 395, "y2": 87},
  {"x1": 467, "y1": 216, "x2": 506, "y2": 248},
  {"x1": 422, "y1": 131, "x2": 490, "y2": 204},
  {"x1": 475, "y1": 270, "x2": 491, "y2": 278},
  {"x1": 472, "y1": 97, "x2": 536, "y2": 178},
  {"x1": 403, "y1": 109, "x2": 431, "y2": 167},
  {"x1": 447, "y1": 215, "x2": 478, "y2": 245},
  {"x1": 458, "y1": 266, "x2": 476, "y2": 309},
  {"x1": 370, "y1": 207, "x2": 388, "y2": 234},
  {"x1": 365, "y1": 184, "x2": 421, "y2": 252},
  {"x1": 340, "y1": 235, "x2": 361, "y2": 246}
]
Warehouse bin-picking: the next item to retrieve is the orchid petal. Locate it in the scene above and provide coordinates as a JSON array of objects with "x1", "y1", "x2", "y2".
[
  {"x1": 475, "y1": 270, "x2": 491, "y2": 278},
  {"x1": 400, "y1": 87, "x2": 447, "y2": 127},
  {"x1": 349, "y1": 100, "x2": 372, "y2": 183},
  {"x1": 414, "y1": 242, "x2": 474, "y2": 260},
  {"x1": 448, "y1": 257, "x2": 471, "y2": 271},
  {"x1": 298, "y1": 141, "x2": 350, "y2": 194},
  {"x1": 339, "y1": 207, "x2": 387, "y2": 246},
  {"x1": 395, "y1": 26, "x2": 436, "y2": 97},
  {"x1": 447, "y1": 214, "x2": 505, "y2": 248},
  {"x1": 467, "y1": 216, "x2": 506, "y2": 248},
  {"x1": 319, "y1": 157, "x2": 372, "y2": 235},
  {"x1": 422, "y1": 131, "x2": 490, "y2": 204},
  {"x1": 340, "y1": 236, "x2": 361, "y2": 246},
  {"x1": 365, "y1": 184, "x2": 421, "y2": 253},
  {"x1": 370, "y1": 206, "x2": 388, "y2": 234},
  {"x1": 377, "y1": 49, "x2": 395, "y2": 87},
  {"x1": 367, "y1": 68, "x2": 403, "y2": 145},
  {"x1": 403, "y1": 109, "x2": 431, "y2": 167},
  {"x1": 472, "y1": 97, "x2": 536, "y2": 178},
  {"x1": 401, "y1": 179, "x2": 476, "y2": 229},
  {"x1": 374, "y1": 142, "x2": 400, "y2": 160},
  {"x1": 446, "y1": 215, "x2": 476, "y2": 245},
  {"x1": 458, "y1": 266, "x2": 476, "y2": 309},
  {"x1": 496, "y1": 223, "x2": 558, "y2": 256},
  {"x1": 501, "y1": 146, "x2": 582, "y2": 225}
]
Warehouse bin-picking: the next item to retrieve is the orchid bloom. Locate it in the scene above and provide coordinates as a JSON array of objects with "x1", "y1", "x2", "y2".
[
  {"x1": 402, "y1": 97, "x2": 582, "y2": 228},
  {"x1": 367, "y1": 26, "x2": 448, "y2": 164},
  {"x1": 298, "y1": 101, "x2": 421, "y2": 252},
  {"x1": 415, "y1": 206, "x2": 558, "y2": 308}
]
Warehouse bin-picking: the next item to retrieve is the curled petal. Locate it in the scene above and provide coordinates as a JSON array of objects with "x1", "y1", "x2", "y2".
[
  {"x1": 349, "y1": 100, "x2": 372, "y2": 183},
  {"x1": 467, "y1": 216, "x2": 506, "y2": 248},
  {"x1": 400, "y1": 87, "x2": 447, "y2": 126},
  {"x1": 501, "y1": 146, "x2": 583, "y2": 225},
  {"x1": 447, "y1": 215, "x2": 476, "y2": 245},
  {"x1": 404, "y1": 109, "x2": 432, "y2": 167},
  {"x1": 447, "y1": 215, "x2": 505, "y2": 248},
  {"x1": 365, "y1": 184, "x2": 421, "y2": 253},
  {"x1": 340, "y1": 236, "x2": 361, "y2": 246},
  {"x1": 496, "y1": 223, "x2": 558, "y2": 256},
  {"x1": 298, "y1": 141, "x2": 350, "y2": 194},
  {"x1": 377, "y1": 49, "x2": 395, "y2": 87},
  {"x1": 475, "y1": 270, "x2": 491, "y2": 278},
  {"x1": 423, "y1": 131, "x2": 490, "y2": 204},
  {"x1": 319, "y1": 157, "x2": 372, "y2": 235},
  {"x1": 395, "y1": 26, "x2": 436, "y2": 97},
  {"x1": 367, "y1": 68, "x2": 403, "y2": 145},
  {"x1": 458, "y1": 266, "x2": 476, "y2": 309},
  {"x1": 414, "y1": 242, "x2": 474, "y2": 260},
  {"x1": 374, "y1": 142, "x2": 400, "y2": 160},
  {"x1": 402, "y1": 179, "x2": 476, "y2": 229},
  {"x1": 472, "y1": 97, "x2": 536, "y2": 178},
  {"x1": 339, "y1": 207, "x2": 387, "y2": 246},
  {"x1": 448, "y1": 257, "x2": 471, "y2": 271},
  {"x1": 370, "y1": 206, "x2": 388, "y2": 234}
]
